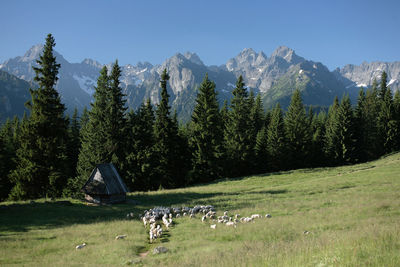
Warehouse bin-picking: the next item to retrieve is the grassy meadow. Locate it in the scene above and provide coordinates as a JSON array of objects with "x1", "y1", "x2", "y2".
[{"x1": 1, "y1": 153, "x2": 400, "y2": 266}]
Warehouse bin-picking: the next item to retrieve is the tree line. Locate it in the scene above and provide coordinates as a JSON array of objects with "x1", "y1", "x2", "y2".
[{"x1": 1, "y1": 34, "x2": 400, "y2": 201}]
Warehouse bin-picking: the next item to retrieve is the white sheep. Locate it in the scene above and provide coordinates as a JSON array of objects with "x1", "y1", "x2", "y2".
[
  {"x1": 210, "y1": 224, "x2": 217, "y2": 229},
  {"x1": 201, "y1": 215, "x2": 207, "y2": 222},
  {"x1": 142, "y1": 217, "x2": 148, "y2": 227},
  {"x1": 225, "y1": 221, "x2": 236, "y2": 228},
  {"x1": 115, "y1": 235, "x2": 127, "y2": 240},
  {"x1": 265, "y1": 214, "x2": 272, "y2": 218},
  {"x1": 251, "y1": 214, "x2": 261, "y2": 219},
  {"x1": 76, "y1": 243, "x2": 86, "y2": 250}
]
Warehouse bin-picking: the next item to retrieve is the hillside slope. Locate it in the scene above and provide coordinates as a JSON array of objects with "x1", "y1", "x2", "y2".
[{"x1": 1, "y1": 153, "x2": 400, "y2": 266}]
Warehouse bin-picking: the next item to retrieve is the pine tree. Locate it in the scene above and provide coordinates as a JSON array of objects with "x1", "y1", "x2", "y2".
[
  {"x1": 73, "y1": 66, "x2": 111, "y2": 197},
  {"x1": 266, "y1": 103, "x2": 286, "y2": 171},
  {"x1": 379, "y1": 71, "x2": 388, "y2": 100},
  {"x1": 354, "y1": 88, "x2": 367, "y2": 162},
  {"x1": 377, "y1": 74, "x2": 397, "y2": 155},
  {"x1": 310, "y1": 111, "x2": 327, "y2": 167},
  {"x1": 189, "y1": 74, "x2": 224, "y2": 183},
  {"x1": 254, "y1": 126, "x2": 269, "y2": 173},
  {"x1": 9, "y1": 34, "x2": 69, "y2": 199},
  {"x1": 337, "y1": 95, "x2": 356, "y2": 164},
  {"x1": 105, "y1": 60, "x2": 127, "y2": 169},
  {"x1": 79, "y1": 107, "x2": 89, "y2": 131},
  {"x1": 153, "y1": 69, "x2": 183, "y2": 188},
  {"x1": 284, "y1": 89, "x2": 312, "y2": 169},
  {"x1": 224, "y1": 75, "x2": 253, "y2": 177},
  {"x1": 324, "y1": 96, "x2": 340, "y2": 165},
  {"x1": 66, "y1": 108, "x2": 80, "y2": 180},
  {"x1": 394, "y1": 90, "x2": 400, "y2": 151},
  {"x1": 125, "y1": 100, "x2": 158, "y2": 190},
  {"x1": 0, "y1": 119, "x2": 17, "y2": 200}
]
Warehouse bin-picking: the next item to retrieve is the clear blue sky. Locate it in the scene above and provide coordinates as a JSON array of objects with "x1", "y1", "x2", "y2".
[{"x1": 1, "y1": 0, "x2": 399, "y2": 70}]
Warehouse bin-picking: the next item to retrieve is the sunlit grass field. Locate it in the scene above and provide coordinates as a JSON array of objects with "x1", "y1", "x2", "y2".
[{"x1": 1, "y1": 153, "x2": 400, "y2": 266}]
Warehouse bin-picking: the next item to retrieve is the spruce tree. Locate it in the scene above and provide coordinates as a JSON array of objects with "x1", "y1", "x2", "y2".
[
  {"x1": 189, "y1": 74, "x2": 223, "y2": 183},
  {"x1": 153, "y1": 69, "x2": 183, "y2": 188},
  {"x1": 324, "y1": 96, "x2": 340, "y2": 165},
  {"x1": 310, "y1": 111, "x2": 327, "y2": 167},
  {"x1": 254, "y1": 126, "x2": 269, "y2": 173},
  {"x1": 394, "y1": 90, "x2": 400, "y2": 151},
  {"x1": 354, "y1": 88, "x2": 367, "y2": 162},
  {"x1": 125, "y1": 99, "x2": 158, "y2": 190},
  {"x1": 0, "y1": 118, "x2": 19, "y2": 196},
  {"x1": 337, "y1": 95, "x2": 356, "y2": 164},
  {"x1": 106, "y1": 60, "x2": 127, "y2": 169},
  {"x1": 266, "y1": 103, "x2": 286, "y2": 171},
  {"x1": 72, "y1": 66, "x2": 111, "y2": 197},
  {"x1": 376, "y1": 73, "x2": 397, "y2": 155},
  {"x1": 9, "y1": 34, "x2": 69, "y2": 199},
  {"x1": 284, "y1": 89, "x2": 312, "y2": 169},
  {"x1": 224, "y1": 75, "x2": 253, "y2": 177},
  {"x1": 66, "y1": 108, "x2": 80, "y2": 181}
]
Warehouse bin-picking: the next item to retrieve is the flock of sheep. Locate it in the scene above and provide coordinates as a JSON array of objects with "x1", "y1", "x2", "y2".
[
  {"x1": 76, "y1": 205, "x2": 273, "y2": 249},
  {"x1": 140, "y1": 205, "x2": 272, "y2": 243}
]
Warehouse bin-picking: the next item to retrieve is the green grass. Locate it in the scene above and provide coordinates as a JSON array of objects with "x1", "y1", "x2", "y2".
[{"x1": 1, "y1": 153, "x2": 400, "y2": 266}]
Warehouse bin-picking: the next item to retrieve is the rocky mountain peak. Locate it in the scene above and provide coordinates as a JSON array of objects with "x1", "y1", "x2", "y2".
[
  {"x1": 21, "y1": 44, "x2": 44, "y2": 62},
  {"x1": 271, "y1": 46, "x2": 304, "y2": 64},
  {"x1": 184, "y1": 52, "x2": 204, "y2": 65},
  {"x1": 81, "y1": 58, "x2": 102, "y2": 69}
]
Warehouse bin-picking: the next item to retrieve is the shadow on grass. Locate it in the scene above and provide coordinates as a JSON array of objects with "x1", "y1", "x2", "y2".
[
  {"x1": 0, "y1": 187, "x2": 289, "y2": 234},
  {"x1": 0, "y1": 191, "x2": 228, "y2": 233}
]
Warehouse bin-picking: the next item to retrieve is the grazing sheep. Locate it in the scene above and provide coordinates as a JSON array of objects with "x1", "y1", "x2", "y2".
[
  {"x1": 265, "y1": 214, "x2": 272, "y2": 218},
  {"x1": 76, "y1": 243, "x2": 86, "y2": 250},
  {"x1": 183, "y1": 212, "x2": 187, "y2": 217},
  {"x1": 190, "y1": 213, "x2": 195, "y2": 219},
  {"x1": 224, "y1": 211, "x2": 228, "y2": 216},
  {"x1": 251, "y1": 214, "x2": 261, "y2": 219},
  {"x1": 210, "y1": 224, "x2": 217, "y2": 229},
  {"x1": 240, "y1": 217, "x2": 254, "y2": 223},
  {"x1": 201, "y1": 215, "x2": 207, "y2": 222},
  {"x1": 225, "y1": 221, "x2": 236, "y2": 228},
  {"x1": 115, "y1": 235, "x2": 127, "y2": 240},
  {"x1": 142, "y1": 217, "x2": 148, "y2": 228},
  {"x1": 176, "y1": 213, "x2": 181, "y2": 218},
  {"x1": 234, "y1": 214, "x2": 240, "y2": 219}
]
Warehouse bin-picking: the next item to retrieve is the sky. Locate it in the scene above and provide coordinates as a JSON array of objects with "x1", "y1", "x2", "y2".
[{"x1": 1, "y1": 0, "x2": 399, "y2": 70}]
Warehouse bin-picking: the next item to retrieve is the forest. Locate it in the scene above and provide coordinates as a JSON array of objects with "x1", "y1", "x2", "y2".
[{"x1": 1, "y1": 34, "x2": 400, "y2": 201}]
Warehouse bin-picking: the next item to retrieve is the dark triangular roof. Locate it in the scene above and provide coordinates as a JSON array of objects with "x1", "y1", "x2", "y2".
[{"x1": 82, "y1": 163, "x2": 129, "y2": 195}]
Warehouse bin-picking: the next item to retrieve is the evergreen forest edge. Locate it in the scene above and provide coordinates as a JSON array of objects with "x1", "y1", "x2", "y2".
[{"x1": 1, "y1": 34, "x2": 400, "y2": 201}]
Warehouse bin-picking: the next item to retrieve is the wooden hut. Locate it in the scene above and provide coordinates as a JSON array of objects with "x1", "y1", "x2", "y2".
[{"x1": 82, "y1": 163, "x2": 129, "y2": 204}]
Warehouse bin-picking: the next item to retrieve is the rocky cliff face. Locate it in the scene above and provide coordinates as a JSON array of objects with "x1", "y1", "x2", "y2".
[{"x1": 334, "y1": 61, "x2": 400, "y2": 91}]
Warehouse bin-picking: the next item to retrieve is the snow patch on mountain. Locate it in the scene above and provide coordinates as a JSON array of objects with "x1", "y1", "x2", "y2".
[
  {"x1": 72, "y1": 74, "x2": 96, "y2": 95},
  {"x1": 356, "y1": 83, "x2": 367, "y2": 87}
]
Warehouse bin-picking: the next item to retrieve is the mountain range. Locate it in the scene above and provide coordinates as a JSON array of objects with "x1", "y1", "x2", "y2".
[{"x1": 1, "y1": 45, "x2": 399, "y2": 122}]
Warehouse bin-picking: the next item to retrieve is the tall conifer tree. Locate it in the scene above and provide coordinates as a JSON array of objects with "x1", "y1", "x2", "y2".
[
  {"x1": 284, "y1": 89, "x2": 312, "y2": 169},
  {"x1": 337, "y1": 95, "x2": 356, "y2": 163},
  {"x1": 189, "y1": 74, "x2": 223, "y2": 183},
  {"x1": 324, "y1": 96, "x2": 340, "y2": 165},
  {"x1": 125, "y1": 99, "x2": 158, "y2": 190},
  {"x1": 224, "y1": 75, "x2": 253, "y2": 177},
  {"x1": 153, "y1": 69, "x2": 183, "y2": 188},
  {"x1": 267, "y1": 103, "x2": 286, "y2": 171},
  {"x1": 72, "y1": 66, "x2": 111, "y2": 196},
  {"x1": 10, "y1": 34, "x2": 69, "y2": 199}
]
